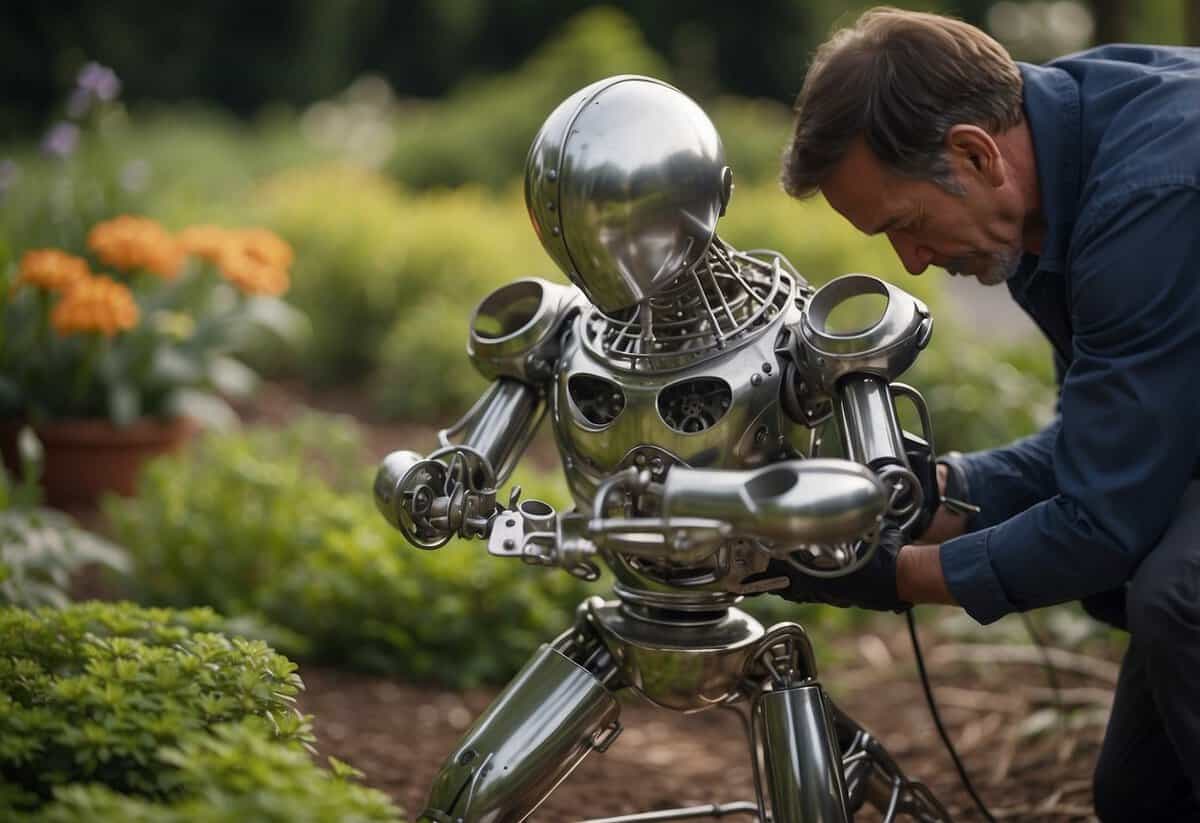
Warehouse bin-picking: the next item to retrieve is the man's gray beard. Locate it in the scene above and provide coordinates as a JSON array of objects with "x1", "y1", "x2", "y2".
[{"x1": 947, "y1": 248, "x2": 1022, "y2": 286}]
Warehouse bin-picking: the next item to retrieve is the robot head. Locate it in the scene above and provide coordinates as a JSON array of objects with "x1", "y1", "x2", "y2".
[{"x1": 525, "y1": 76, "x2": 733, "y2": 314}]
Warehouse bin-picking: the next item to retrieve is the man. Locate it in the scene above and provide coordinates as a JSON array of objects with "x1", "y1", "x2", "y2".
[{"x1": 774, "y1": 8, "x2": 1200, "y2": 821}]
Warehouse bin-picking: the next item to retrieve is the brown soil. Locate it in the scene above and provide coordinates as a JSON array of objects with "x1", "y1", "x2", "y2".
[{"x1": 298, "y1": 617, "x2": 1114, "y2": 822}]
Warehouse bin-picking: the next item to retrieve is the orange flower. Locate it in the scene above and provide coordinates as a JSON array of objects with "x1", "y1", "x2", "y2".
[
  {"x1": 15, "y1": 249, "x2": 91, "y2": 292},
  {"x1": 217, "y1": 244, "x2": 290, "y2": 297},
  {"x1": 179, "y1": 224, "x2": 293, "y2": 296},
  {"x1": 87, "y1": 215, "x2": 184, "y2": 279},
  {"x1": 50, "y1": 275, "x2": 139, "y2": 337},
  {"x1": 177, "y1": 224, "x2": 236, "y2": 264},
  {"x1": 236, "y1": 227, "x2": 294, "y2": 269}
]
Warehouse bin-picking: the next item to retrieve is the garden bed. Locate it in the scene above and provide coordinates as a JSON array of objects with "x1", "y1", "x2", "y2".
[{"x1": 299, "y1": 618, "x2": 1112, "y2": 822}]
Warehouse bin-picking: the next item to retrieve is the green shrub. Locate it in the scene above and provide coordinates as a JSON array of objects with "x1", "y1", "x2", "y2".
[
  {"x1": 30, "y1": 723, "x2": 402, "y2": 823},
  {"x1": 0, "y1": 602, "x2": 313, "y2": 814},
  {"x1": 910, "y1": 333, "x2": 1056, "y2": 456},
  {"x1": 0, "y1": 428, "x2": 130, "y2": 608},
  {"x1": 386, "y1": 7, "x2": 669, "y2": 191},
  {"x1": 106, "y1": 415, "x2": 601, "y2": 687},
  {"x1": 254, "y1": 168, "x2": 558, "y2": 390}
]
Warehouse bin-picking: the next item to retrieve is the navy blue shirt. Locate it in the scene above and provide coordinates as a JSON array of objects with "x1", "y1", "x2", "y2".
[{"x1": 940, "y1": 45, "x2": 1200, "y2": 624}]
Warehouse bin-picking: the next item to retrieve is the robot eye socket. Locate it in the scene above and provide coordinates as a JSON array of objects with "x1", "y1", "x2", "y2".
[
  {"x1": 657, "y1": 378, "x2": 732, "y2": 434},
  {"x1": 568, "y1": 375, "x2": 626, "y2": 427}
]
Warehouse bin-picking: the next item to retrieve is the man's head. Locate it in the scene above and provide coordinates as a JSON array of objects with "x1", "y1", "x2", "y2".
[{"x1": 782, "y1": 8, "x2": 1032, "y2": 285}]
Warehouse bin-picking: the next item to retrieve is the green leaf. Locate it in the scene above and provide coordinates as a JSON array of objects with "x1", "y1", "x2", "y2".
[
  {"x1": 151, "y1": 347, "x2": 203, "y2": 385},
  {"x1": 242, "y1": 296, "x2": 310, "y2": 346},
  {"x1": 206, "y1": 356, "x2": 258, "y2": 399}
]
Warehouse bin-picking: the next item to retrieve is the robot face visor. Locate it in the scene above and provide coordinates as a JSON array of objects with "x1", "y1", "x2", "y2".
[{"x1": 526, "y1": 76, "x2": 734, "y2": 313}]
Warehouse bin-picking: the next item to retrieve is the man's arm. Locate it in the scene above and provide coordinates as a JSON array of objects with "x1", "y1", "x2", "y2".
[{"x1": 934, "y1": 185, "x2": 1200, "y2": 623}]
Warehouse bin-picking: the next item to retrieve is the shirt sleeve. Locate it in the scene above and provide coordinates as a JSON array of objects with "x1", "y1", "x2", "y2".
[
  {"x1": 942, "y1": 185, "x2": 1200, "y2": 624},
  {"x1": 951, "y1": 418, "x2": 1061, "y2": 532}
]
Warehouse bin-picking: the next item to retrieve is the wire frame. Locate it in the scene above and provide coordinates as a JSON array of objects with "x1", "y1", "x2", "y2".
[{"x1": 582, "y1": 237, "x2": 800, "y2": 374}]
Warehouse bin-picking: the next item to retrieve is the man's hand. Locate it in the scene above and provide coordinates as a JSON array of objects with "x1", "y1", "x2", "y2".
[
  {"x1": 769, "y1": 526, "x2": 911, "y2": 613},
  {"x1": 914, "y1": 462, "x2": 971, "y2": 545}
]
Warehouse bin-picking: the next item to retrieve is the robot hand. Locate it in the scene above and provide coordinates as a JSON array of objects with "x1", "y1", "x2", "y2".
[
  {"x1": 374, "y1": 445, "x2": 502, "y2": 548},
  {"x1": 759, "y1": 523, "x2": 911, "y2": 613}
]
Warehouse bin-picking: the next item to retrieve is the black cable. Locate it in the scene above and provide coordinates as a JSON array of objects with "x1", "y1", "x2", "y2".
[{"x1": 906, "y1": 609, "x2": 997, "y2": 823}]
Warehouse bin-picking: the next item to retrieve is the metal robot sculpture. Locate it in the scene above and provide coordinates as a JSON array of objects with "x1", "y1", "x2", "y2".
[{"x1": 375, "y1": 76, "x2": 951, "y2": 823}]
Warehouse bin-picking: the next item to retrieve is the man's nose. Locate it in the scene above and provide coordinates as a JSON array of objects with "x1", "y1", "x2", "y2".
[{"x1": 886, "y1": 232, "x2": 933, "y2": 275}]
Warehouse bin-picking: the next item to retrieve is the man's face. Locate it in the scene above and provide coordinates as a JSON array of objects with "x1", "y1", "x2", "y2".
[{"x1": 819, "y1": 137, "x2": 1023, "y2": 286}]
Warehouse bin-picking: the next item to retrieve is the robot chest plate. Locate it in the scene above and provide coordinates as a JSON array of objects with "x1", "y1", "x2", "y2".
[{"x1": 551, "y1": 317, "x2": 796, "y2": 509}]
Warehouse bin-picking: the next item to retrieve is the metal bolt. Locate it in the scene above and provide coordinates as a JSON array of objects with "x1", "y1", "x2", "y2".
[
  {"x1": 503, "y1": 539, "x2": 515, "y2": 550},
  {"x1": 751, "y1": 373, "x2": 763, "y2": 387},
  {"x1": 762, "y1": 362, "x2": 773, "y2": 374},
  {"x1": 457, "y1": 749, "x2": 477, "y2": 765},
  {"x1": 547, "y1": 169, "x2": 558, "y2": 182},
  {"x1": 552, "y1": 226, "x2": 561, "y2": 236}
]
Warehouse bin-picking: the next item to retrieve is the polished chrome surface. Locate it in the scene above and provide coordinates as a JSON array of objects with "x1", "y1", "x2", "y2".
[
  {"x1": 578, "y1": 802, "x2": 760, "y2": 822},
  {"x1": 467, "y1": 277, "x2": 586, "y2": 384},
  {"x1": 380, "y1": 80, "x2": 951, "y2": 823},
  {"x1": 582, "y1": 242, "x2": 797, "y2": 373},
  {"x1": 419, "y1": 644, "x2": 620, "y2": 823},
  {"x1": 794, "y1": 274, "x2": 932, "y2": 392},
  {"x1": 834, "y1": 376, "x2": 906, "y2": 470},
  {"x1": 588, "y1": 597, "x2": 765, "y2": 713},
  {"x1": 833, "y1": 376, "x2": 925, "y2": 531},
  {"x1": 525, "y1": 76, "x2": 730, "y2": 313},
  {"x1": 440, "y1": 378, "x2": 542, "y2": 485},
  {"x1": 834, "y1": 705, "x2": 951, "y2": 822},
  {"x1": 554, "y1": 270, "x2": 804, "y2": 511},
  {"x1": 758, "y1": 685, "x2": 850, "y2": 823},
  {"x1": 661, "y1": 459, "x2": 887, "y2": 548}
]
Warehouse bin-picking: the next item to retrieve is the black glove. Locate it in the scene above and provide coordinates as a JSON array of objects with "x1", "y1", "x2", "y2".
[{"x1": 763, "y1": 525, "x2": 911, "y2": 613}]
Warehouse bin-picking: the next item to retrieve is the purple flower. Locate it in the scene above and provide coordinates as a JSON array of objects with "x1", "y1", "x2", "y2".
[
  {"x1": 40, "y1": 122, "x2": 80, "y2": 159},
  {"x1": 76, "y1": 62, "x2": 120, "y2": 102}
]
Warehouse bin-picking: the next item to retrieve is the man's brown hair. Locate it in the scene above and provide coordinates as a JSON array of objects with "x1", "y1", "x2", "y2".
[{"x1": 781, "y1": 7, "x2": 1024, "y2": 199}]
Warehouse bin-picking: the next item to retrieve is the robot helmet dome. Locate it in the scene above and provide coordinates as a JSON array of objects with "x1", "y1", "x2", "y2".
[{"x1": 525, "y1": 75, "x2": 733, "y2": 314}]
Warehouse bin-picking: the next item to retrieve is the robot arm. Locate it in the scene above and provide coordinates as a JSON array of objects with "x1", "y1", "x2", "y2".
[
  {"x1": 487, "y1": 457, "x2": 891, "y2": 581},
  {"x1": 789, "y1": 274, "x2": 938, "y2": 539},
  {"x1": 374, "y1": 278, "x2": 584, "y2": 548}
]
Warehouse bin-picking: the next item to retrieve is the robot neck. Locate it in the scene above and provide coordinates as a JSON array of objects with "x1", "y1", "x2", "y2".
[{"x1": 582, "y1": 236, "x2": 800, "y2": 375}]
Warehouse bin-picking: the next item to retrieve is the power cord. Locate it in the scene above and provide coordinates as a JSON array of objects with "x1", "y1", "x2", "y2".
[{"x1": 906, "y1": 609, "x2": 997, "y2": 823}]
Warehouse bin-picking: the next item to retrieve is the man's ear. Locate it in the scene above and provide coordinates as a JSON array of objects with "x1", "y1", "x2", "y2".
[{"x1": 945, "y1": 125, "x2": 1004, "y2": 188}]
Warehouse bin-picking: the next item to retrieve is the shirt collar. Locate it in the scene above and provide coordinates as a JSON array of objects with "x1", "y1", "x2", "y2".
[{"x1": 1013, "y1": 62, "x2": 1083, "y2": 278}]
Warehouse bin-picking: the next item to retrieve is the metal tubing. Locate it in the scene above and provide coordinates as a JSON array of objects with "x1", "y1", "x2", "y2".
[
  {"x1": 455, "y1": 377, "x2": 543, "y2": 484},
  {"x1": 418, "y1": 644, "x2": 620, "y2": 823},
  {"x1": 578, "y1": 801, "x2": 761, "y2": 822},
  {"x1": 758, "y1": 685, "x2": 849, "y2": 823},
  {"x1": 833, "y1": 375, "x2": 906, "y2": 471}
]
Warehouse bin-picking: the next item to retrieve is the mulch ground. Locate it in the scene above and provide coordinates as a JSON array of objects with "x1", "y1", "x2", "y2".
[
  {"x1": 263, "y1": 383, "x2": 1117, "y2": 821},
  {"x1": 297, "y1": 615, "x2": 1116, "y2": 822}
]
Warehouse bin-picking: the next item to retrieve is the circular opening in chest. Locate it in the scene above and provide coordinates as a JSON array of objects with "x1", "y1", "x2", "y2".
[
  {"x1": 568, "y1": 374, "x2": 626, "y2": 427},
  {"x1": 657, "y1": 377, "x2": 732, "y2": 434}
]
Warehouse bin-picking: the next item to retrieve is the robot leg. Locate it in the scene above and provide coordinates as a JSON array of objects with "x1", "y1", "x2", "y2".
[{"x1": 417, "y1": 610, "x2": 622, "y2": 823}]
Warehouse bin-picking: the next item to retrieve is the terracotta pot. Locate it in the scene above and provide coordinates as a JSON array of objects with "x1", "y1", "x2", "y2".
[{"x1": 0, "y1": 417, "x2": 197, "y2": 509}]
